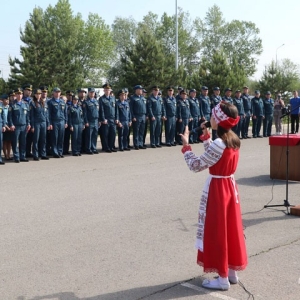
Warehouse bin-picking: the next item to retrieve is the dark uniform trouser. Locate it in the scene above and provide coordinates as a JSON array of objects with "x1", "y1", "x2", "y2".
[
  {"x1": 63, "y1": 126, "x2": 71, "y2": 153},
  {"x1": 32, "y1": 122, "x2": 47, "y2": 158},
  {"x1": 26, "y1": 130, "x2": 33, "y2": 156},
  {"x1": 252, "y1": 116, "x2": 262, "y2": 137},
  {"x1": 46, "y1": 129, "x2": 52, "y2": 155},
  {"x1": 175, "y1": 121, "x2": 182, "y2": 143},
  {"x1": 143, "y1": 118, "x2": 148, "y2": 145},
  {"x1": 127, "y1": 126, "x2": 132, "y2": 146},
  {"x1": 85, "y1": 120, "x2": 98, "y2": 152},
  {"x1": 150, "y1": 116, "x2": 162, "y2": 146},
  {"x1": 165, "y1": 116, "x2": 176, "y2": 144},
  {"x1": 81, "y1": 128, "x2": 86, "y2": 153},
  {"x1": 12, "y1": 125, "x2": 27, "y2": 160},
  {"x1": 189, "y1": 117, "x2": 198, "y2": 143},
  {"x1": 178, "y1": 119, "x2": 189, "y2": 138},
  {"x1": 71, "y1": 124, "x2": 83, "y2": 154},
  {"x1": 51, "y1": 120, "x2": 65, "y2": 156},
  {"x1": 117, "y1": 122, "x2": 129, "y2": 150},
  {"x1": 101, "y1": 122, "x2": 116, "y2": 151},
  {"x1": 133, "y1": 115, "x2": 145, "y2": 147},
  {"x1": 243, "y1": 112, "x2": 251, "y2": 138},
  {"x1": 263, "y1": 114, "x2": 273, "y2": 136},
  {"x1": 233, "y1": 116, "x2": 244, "y2": 137},
  {"x1": 291, "y1": 114, "x2": 299, "y2": 133}
]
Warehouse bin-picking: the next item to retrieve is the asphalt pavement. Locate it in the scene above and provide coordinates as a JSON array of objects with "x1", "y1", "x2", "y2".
[{"x1": 1, "y1": 130, "x2": 300, "y2": 300}]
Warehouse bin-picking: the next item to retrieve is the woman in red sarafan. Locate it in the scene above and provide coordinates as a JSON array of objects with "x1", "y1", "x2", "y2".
[{"x1": 180, "y1": 101, "x2": 248, "y2": 291}]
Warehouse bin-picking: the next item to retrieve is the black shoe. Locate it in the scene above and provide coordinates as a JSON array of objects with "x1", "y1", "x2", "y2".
[
  {"x1": 151, "y1": 145, "x2": 156, "y2": 148},
  {"x1": 59, "y1": 155, "x2": 64, "y2": 158},
  {"x1": 77, "y1": 153, "x2": 82, "y2": 156},
  {"x1": 111, "y1": 149, "x2": 117, "y2": 152},
  {"x1": 20, "y1": 159, "x2": 29, "y2": 162},
  {"x1": 143, "y1": 144, "x2": 147, "y2": 148},
  {"x1": 41, "y1": 156, "x2": 49, "y2": 160},
  {"x1": 139, "y1": 146, "x2": 147, "y2": 149},
  {"x1": 63, "y1": 151, "x2": 70, "y2": 155},
  {"x1": 124, "y1": 148, "x2": 131, "y2": 151},
  {"x1": 33, "y1": 157, "x2": 40, "y2": 161},
  {"x1": 128, "y1": 145, "x2": 133, "y2": 149},
  {"x1": 0, "y1": 161, "x2": 5, "y2": 165},
  {"x1": 171, "y1": 143, "x2": 176, "y2": 146},
  {"x1": 105, "y1": 150, "x2": 112, "y2": 153},
  {"x1": 119, "y1": 149, "x2": 124, "y2": 152},
  {"x1": 15, "y1": 160, "x2": 20, "y2": 163},
  {"x1": 134, "y1": 146, "x2": 139, "y2": 150},
  {"x1": 53, "y1": 154, "x2": 60, "y2": 158},
  {"x1": 178, "y1": 142, "x2": 183, "y2": 145},
  {"x1": 194, "y1": 141, "x2": 200, "y2": 143},
  {"x1": 72, "y1": 153, "x2": 78, "y2": 156},
  {"x1": 166, "y1": 143, "x2": 171, "y2": 147},
  {"x1": 26, "y1": 153, "x2": 33, "y2": 158},
  {"x1": 156, "y1": 144, "x2": 162, "y2": 148},
  {"x1": 86, "y1": 151, "x2": 93, "y2": 155},
  {"x1": 93, "y1": 150, "x2": 99, "y2": 154},
  {"x1": 258, "y1": 135, "x2": 263, "y2": 138}
]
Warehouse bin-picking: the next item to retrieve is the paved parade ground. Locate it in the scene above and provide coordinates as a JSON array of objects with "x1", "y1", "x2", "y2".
[{"x1": 1, "y1": 133, "x2": 300, "y2": 300}]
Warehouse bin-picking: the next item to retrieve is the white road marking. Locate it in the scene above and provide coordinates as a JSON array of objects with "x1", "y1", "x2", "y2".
[{"x1": 181, "y1": 282, "x2": 238, "y2": 300}]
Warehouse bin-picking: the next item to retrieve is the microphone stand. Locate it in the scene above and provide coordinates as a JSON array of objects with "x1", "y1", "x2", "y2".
[{"x1": 264, "y1": 104, "x2": 300, "y2": 214}]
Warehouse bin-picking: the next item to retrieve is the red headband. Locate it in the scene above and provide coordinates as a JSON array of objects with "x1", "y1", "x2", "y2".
[{"x1": 212, "y1": 102, "x2": 240, "y2": 130}]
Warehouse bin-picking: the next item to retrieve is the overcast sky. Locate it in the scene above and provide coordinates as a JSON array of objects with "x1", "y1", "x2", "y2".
[{"x1": 0, "y1": 0, "x2": 298, "y2": 80}]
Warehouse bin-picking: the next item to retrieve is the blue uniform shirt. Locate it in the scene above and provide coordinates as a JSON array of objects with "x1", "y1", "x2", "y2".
[
  {"x1": 147, "y1": 94, "x2": 165, "y2": 118},
  {"x1": 242, "y1": 93, "x2": 252, "y2": 113},
  {"x1": 83, "y1": 97, "x2": 99, "y2": 123},
  {"x1": 222, "y1": 96, "x2": 233, "y2": 104},
  {"x1": 68, "y1": 104, "x2": 84, "y2": 126},
  {"x1": 210, "y1": 95, "x2": 222, "y2": 109},
  {"x1": 199, "y1": 95, "x2": 211, "y2": 117},
  {"x1": 129, "y1": 94, "x2": 147, "y2": 119},
  {"x1": 48, "y1": 98, "x2": 67, "y2": 125},
  {"x1": 116, "y1": 100, "x2": 131, "y2": 122},
  {"x1": 263, "y1": 98, "x2": 274, "y2": 115},
  {"x1": 188, "y1": 97, "x2": 200, "y2": 118},
  {"x1": 0, "y1": 103, "x2": 4, "y2": 128},
  {"x1": 233, "y1": 98, "x2": 245, "y2": 116},
  {"x1": 163, "y1": 96, "x2": 177, "y2": 117},
  {"x1": 251, "y1": 97, "x2": 264, "y2": 116},
  {"x1": 29, "y1": 100, "x2": 49, "y2": 127},
  {"x1": 8, "y1": 101, "x2": 30, "y2": 126},
  {"x1": 176, "y1": 99, "x2": 191, "y2": 120},
  {"x1": 99, "y1": 95, "x2": 118, "y2": 122}
]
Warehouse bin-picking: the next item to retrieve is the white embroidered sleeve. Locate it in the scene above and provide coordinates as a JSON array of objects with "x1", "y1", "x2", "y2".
[{"x1": 183, "y1": 138, "x2": 226, "y2": 173}]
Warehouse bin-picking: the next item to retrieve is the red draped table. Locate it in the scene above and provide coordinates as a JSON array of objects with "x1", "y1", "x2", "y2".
[{"x1": 269, "y1": 135, "x2": 300, "y2": 181}]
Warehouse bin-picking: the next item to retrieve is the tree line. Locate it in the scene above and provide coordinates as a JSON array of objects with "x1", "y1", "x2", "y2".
[{"x1": 2, "y1": 0, "x2": 300, "y2": 98}]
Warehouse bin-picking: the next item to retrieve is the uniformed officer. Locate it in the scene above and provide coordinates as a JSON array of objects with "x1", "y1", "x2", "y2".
[
  {"x1": 68, "y1": 95, "x2": 84, "y2": 156},
  {"x1": 8, "y1": 90, "x2": 16, "y2": 105},
  {"x1": 129, "y1": 85, "x2": 147, "y2": 150},
  {"x1": 30, "y1": 89, "x2": 49, "y2": 160},
  {"x1": 77, "y1": 88, "x2": 87, "y2": 153},
  {"x1": 8, "y1": 88, "x2": 31, "y2": 162},
  {"x1": 232, "y1": 90, "x2": 245, "y2": 138},
  {"x1": 99, "y1": 84, "x2": 118, "y2": 153},
  {"x1": 142, "y1": 88, "x2": 148, "y2": 147},
  {"x1": 83, "y1": 87, "x2": 100, "y2": 154},
  {"x1": 116, "y1": 89, "x2": 131, "y2": 151},
  {"x1": 0, "y1": 96, "x2": 6, "y2": 164},
  {"x1": 223, "y1": 88, "x2": 233, "y2": 104},
  {"x1": 176, "y1": 89, "x2": 192, "y2": 144},
  {"x1": 251, "y1": 90, "x2": 264, "y2": 138},
  {"x1": 188, "y1": 88, "x2": 201, "y2": 143},
  {"x1": 175, "y1": 86, "x2": 184, "y2": 144},
  {"x1": 241, "y1": 86, "x2": 252, "y2": 139},
  {"x1": 199, "y1": 86, "x2": 211, "y2": 125},
  {"x1": 48, "y1": 87, "x2": 68, "y2": 158},
  {"x1": 210, "y1": 87, "x2": 222, "y2": 140},
  {"x1": 1, "y1": 94, "x2": 12, "y2": 161},
  {"x1": 163, "y1": 86, "x2": 177, "y2": 146},
  {"x1": 147, "y1": 86, "x2": 165, "y2": 148},
  {"x1": 262, "y1": 91, "x2": 274, "y2": 137},
  {"x1": 124, "y1": 88, "x2": 133, "y2": 148},
  {"x1": 40, "y1": 85, "x2": 52, "y2": 154},
  {"x1": 22, "y1": 84, "x2": 33, "y2": 157},
  {"x1": 63, "y1": 90, "x2": 74, "y2": 154}
]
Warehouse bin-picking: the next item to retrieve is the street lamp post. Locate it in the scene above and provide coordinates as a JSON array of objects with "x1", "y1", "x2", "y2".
[
  {"x1": 175, "y1": 0, "x2": 178, "y2": 70},
  {"x1": 276, "y1": 43, "x2": 285, "y2": 67}
]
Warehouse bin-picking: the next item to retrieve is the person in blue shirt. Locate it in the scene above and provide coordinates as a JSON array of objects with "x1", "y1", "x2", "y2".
[
  {"x1": 99, "y1": 83, "x2": 118, "y2": 153},
  {"x1": 232, "y1": 90, "x2": 245, "y2": 138},
  {"x1": 8, "y1": 88, "x2": 31, "y2": 162},
  {"x1": 22, "y1": 84, "x2": 33, "y2": 158},
  {"x1": 29, "y1": 89, "x2": 50, "y2": 160},
  {"x1": 251, "y1": 90, "x2": 264, "y2": 138},
  {"x1": 116, "y1": 89, "x2": 131, "y2": 151},
  {"x1": 262, "y1": 91, "x2": 274, "y2": 137},
  {"x1": 1, "y1": 94, "x2": 12, "y2": 161},
  {"x1": 188, "y1": 88, "x2": 201, "y2": 144},
  {"x1": 48, "y1": 87, "x2": 68, "y2": 158},
  {"x1": 199, "y1": 86, "x2": 211, "y2": 122},
  {"x1": 0, "y1": 95, "x2": 7, "y2": 164},
  {"x1": 289, "y1": 91, "x2": 300, "y2": 134},
  {"x1": 210, "y1": 87, "x2": 222, "y2": 140},
  {"x1": 163, "y1": 86, "x2": 177, "y2": 146},
  {"x1": 222, "y1": 88, "x2": 233, "y2": 104},
  {"x1": 83, "y1": 87, "x2": 100, "y2": 154},
  {"x1": 63, "y1": 90, "x2": 74, "y2": 155},
  {"x1": 241, "y1": 86, "x2": 252, "y2": 139},
  {"x1": 68, "y1": 95, "x2": 85, "y2": 156},
  {"x1": 142, "y1": 88, "x2": 149, "y2": 147},
  {"x1": 147, "y1": 85, "x2": 166, "y2": 148},
  {"x1": 129, "y1": 85, "x2": 147, "y2": 150}
]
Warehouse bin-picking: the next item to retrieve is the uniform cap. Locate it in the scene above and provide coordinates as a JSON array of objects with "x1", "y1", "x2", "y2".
[
  {"x1": 123, "y1": 88, "x2": 129, "y2": 93},
  {"x1": 134, "y1": 85, "x2": 143, "y2": 90},
  {"x1": 34, "y1": 89, "x2": 42, "y2": 94},
  {"x1": 0, "y1": 94, "x2": 8, "y2": 100},
  {"x1": 72, "y1": 95, "x2": 79, "y2": 100},
  {"x1": 180, "y1": 89, "x2": 187, "y2": 95},
  {"x1": 77, "y1": 88, "x2": 86, "y2": 93},
  {"x1": 39, "y1": 85, "x2": 48, "y2": 92},
  {"x1": 118, "y1": 89, "x2": 126, "y2": 96},
  {"x1": 102, "y1": 83, "x2": 112, "y2": 89},
  {"x1": 53, "y1": 87, "x2": 61, "y2": 92},
  {"x1": 66, "y1": 90, "x2": 74, "y2": 96},
  {"x1": 14, "y1": 88, "x2": 23, "y2": 94},
  {"x1": 189, "y1": 89, "x2": 196, "y2": 93},
  {"x1": 243, "y1": 86, "x2": 249, "y2": 89},
  {"x1": 88, "y1": 87, "x2": 95, "y2": 92},
  {"x1": 201, "y1": 86, "x2": 208, "y2": 90},
  {"x1": 177, "y1": 86, "x2": 183, "y2": 91},
  {"x1": 8, "y1": 90, "x2": 15, "y2": 96},
  {"x1": 225, "y1": 88, "x2": 232, "y2": 92},
  {"x1": 255, "y1": 90, "x2": 260, "y2": 94},
  {"x1": 235, "y1": 90, "x2": 241, "y2": 93},
  {"x1": 213, "y1": 87, "x2": 220, "y2": 91},
  {"x1": 142, "y1": 88, "x2": 147, "y2": 93},
  {"x1": 22, "y1": 84, "x2": 32, "y2": 91},
  {"x1": 151, "y1": 85, "x2": 159, "y2": 90},
  {"x1": 265, "y1": 91, "x2": 271, "y2": 95},
  {"x1": 166, "y1": 86, "x2": 174, "y2": 91}
]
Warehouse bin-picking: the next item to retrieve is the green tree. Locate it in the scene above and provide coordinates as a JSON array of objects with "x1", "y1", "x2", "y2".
[{"x1": 8, "y1": 0, "x2": 114, "y2": 91}]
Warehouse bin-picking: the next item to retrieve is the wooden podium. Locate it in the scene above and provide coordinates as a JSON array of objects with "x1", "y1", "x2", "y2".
[{"x1": 269, "y1": 135, "x2": 300, "y2": 181}]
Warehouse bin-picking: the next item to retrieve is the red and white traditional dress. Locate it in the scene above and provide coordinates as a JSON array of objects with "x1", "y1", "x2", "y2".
[{"x1": 183, "y1": 137, "x2": 248, "y2": 278}]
